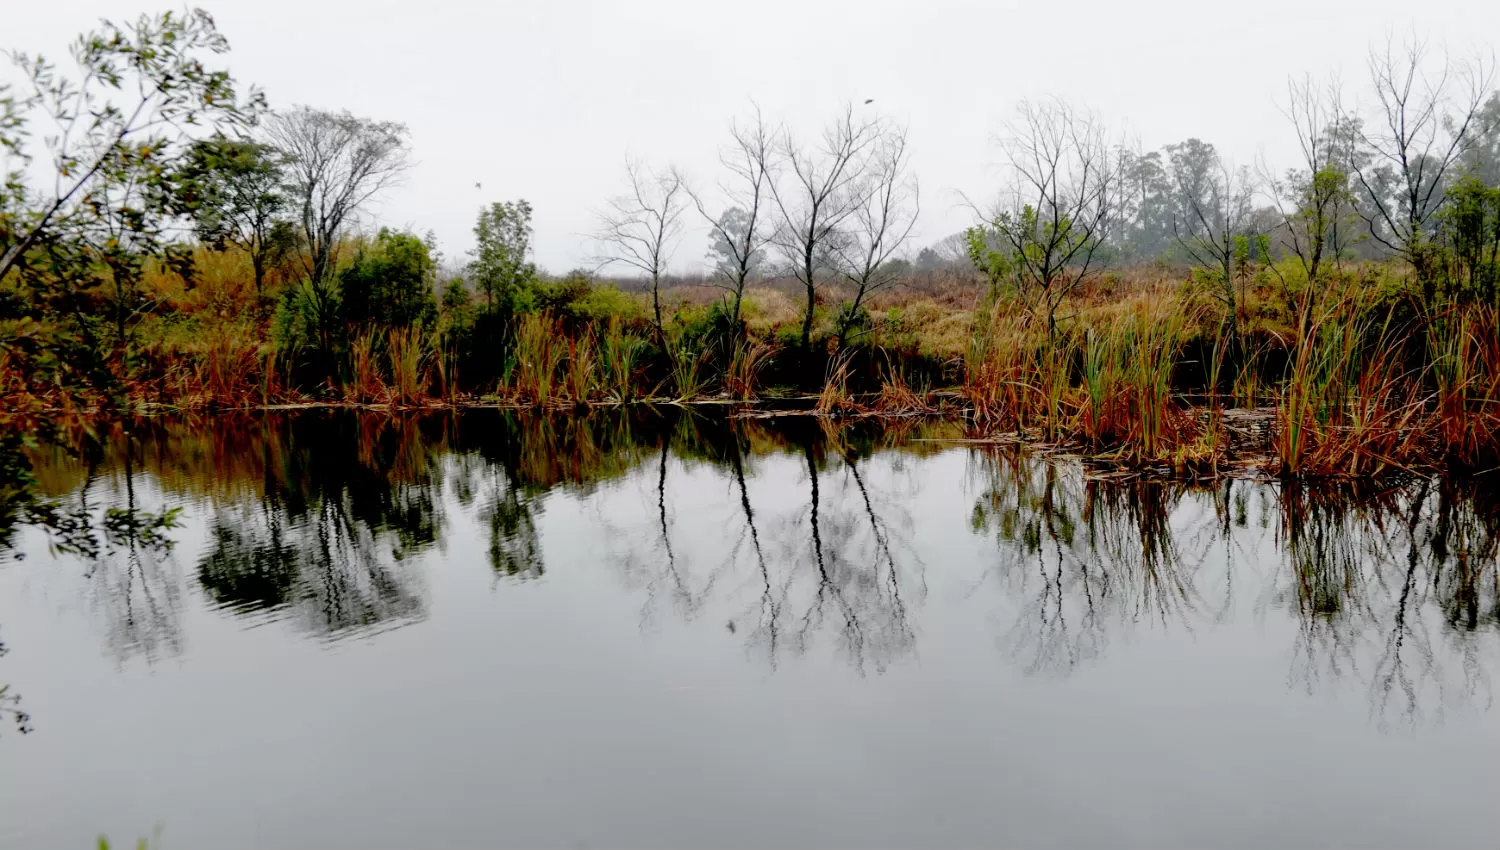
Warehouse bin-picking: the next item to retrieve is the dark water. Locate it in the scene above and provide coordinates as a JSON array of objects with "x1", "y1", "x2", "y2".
[{"x1": 0, "y1": 410, "x2": 1496, "y2": 849}]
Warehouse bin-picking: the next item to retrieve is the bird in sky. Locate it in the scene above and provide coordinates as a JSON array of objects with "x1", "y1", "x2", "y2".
[
  {"x1": 864, "y1": 98, "x2": 874, "y2": 104},
  {"x1": 474, "y1": 182, "x2": 482, "y2": 190}
]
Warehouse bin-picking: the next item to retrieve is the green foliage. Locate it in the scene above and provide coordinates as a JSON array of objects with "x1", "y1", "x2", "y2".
[
  {"x1": 568, "y1": 283, "x2": 645, "y2": 324},
  {"x1": 271, "y1": 280, "x2": 326, "y2": 356},
  {"x1": 176, "y1": 136, "x2": 292, "y2": 296},
  {"x1": 469, "y1": 199, "x2": 538, "y2": 316},
  {"x1": 1274, "y1": 163, "x2": 1360, "y2": 315},
  {"x1": 965, "y1": 225, "x2": 1012, "y2": 299},
  {"x1": 1439, "y1": 175, "x2": 1500, "y2": 303},
  {"x1": 532, "y1": 269, "x2": 592, "y2": 315},
  {"x1": 833, "y1": 301, "x2": 872, "y2": 344},
  {"x1": 0, "y1": 8, "x2": 262, "y2": 411},
  {"x1": 669, "y1": 299, "x2": 743, "y2": 367},
  {"x1": 339, "y1": 229, "x2": 439, "y2": 329},
  {"x1": 969, "y1": 200, "x2": 1104, "y2": 341}
]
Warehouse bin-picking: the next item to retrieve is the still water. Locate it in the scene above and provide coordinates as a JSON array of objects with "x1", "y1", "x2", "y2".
[{"x1": 0, "y1": 410, "x2": 1496, "y2": 849}]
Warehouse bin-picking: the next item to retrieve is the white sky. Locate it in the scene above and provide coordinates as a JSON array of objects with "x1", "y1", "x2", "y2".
[{"x1": 9, "y1": 0, "x2": 1500, "y2": 273}]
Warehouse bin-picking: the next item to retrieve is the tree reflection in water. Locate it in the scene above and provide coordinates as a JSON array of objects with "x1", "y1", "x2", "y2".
[
  {"x1": 195, "y1": 413, "x2": 436, "y2": 638},
  {"x1": 787, "y1": 423, "x2": 923, "y2": 674},
  {"x1": 44, "y1": 425, "x2": 186, "y2": 663},
  {"x1": 1274, "y1": 479, "x2": 1499, "y2": 727},
  {"x1": 968, "y1": 449, "x2": 1499, "y2": 725},
  {"x1": 581, "y1": 413, "x2": 926, "y2": 673},
  {"x1": 3, "y1": 408, "x2": 1496, "y2": 725},
  {"x1": 970, "y1": 451, "x2": 1220, "y2": 674}
]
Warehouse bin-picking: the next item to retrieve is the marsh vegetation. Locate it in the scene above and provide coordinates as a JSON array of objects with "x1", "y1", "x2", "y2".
[{"x1": 3, "y1": 12, "x2": 1500, "y2": 485}]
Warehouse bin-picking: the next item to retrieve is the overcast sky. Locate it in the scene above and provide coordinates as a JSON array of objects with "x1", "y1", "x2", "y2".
[{"x1": 9, "y1": 0, "x2": 1500, "y2": 273}]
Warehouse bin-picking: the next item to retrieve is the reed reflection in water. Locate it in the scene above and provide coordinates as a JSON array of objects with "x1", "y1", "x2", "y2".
[
  {"x1": 9, "y1": 409, "x2": 1498, "y2": 708},
  {"x1": 1, "y1": 408, "x2": 1497, "y2": 848}
]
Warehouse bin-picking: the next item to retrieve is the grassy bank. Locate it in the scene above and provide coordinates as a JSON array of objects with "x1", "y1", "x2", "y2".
[{"x1": 7, "y1": 240, "x2": 1500, "y2": 481}]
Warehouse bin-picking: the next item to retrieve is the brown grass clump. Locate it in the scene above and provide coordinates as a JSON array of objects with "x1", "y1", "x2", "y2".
[
  {"x1": 816, "y1": 351, "x2": 862, "y2": 415},
  {"x1": 1272, "y1": 294, "x2": 1431, "y2": 478},
  {"x1": 1075, "y1": 293, "x2": 1203, "y2": 463},
  {"x1": 725, "y1": 338, "x2": 776, "y2": 401}
]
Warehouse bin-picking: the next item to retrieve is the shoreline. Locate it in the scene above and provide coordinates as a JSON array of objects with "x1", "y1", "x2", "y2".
[{"x1": 16, "y1": 397, "x2": 1472, "y2": 483}]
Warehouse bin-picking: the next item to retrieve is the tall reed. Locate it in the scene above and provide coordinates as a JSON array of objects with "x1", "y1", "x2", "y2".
[
  {"x1": 1274, "y1": 295, "x2": 1427, "y2": 477},
  {"x1": 507, "y1": 313, "x2": 566, "y2": 405},
  {"x1": 345, "y1": 327, "x2": 382, "y2": 403},
  {"x1": 875, "y1": 356, "x2": 932, "y2": 412},
  {"x1": 1075, "y1": 299, "x2": 1195, "y2": 460},
  {"x1": 817, "y1": 350, "x2": 858, "y2": 414},
  {"x1": 1428, "y1": 303, "x2": 1500, "y2": 467},
  {"x1": 563, "y1": 327, "x2": 599, "y2": 403},
  {"x1": 672, "y1": 346, "x2": 711, "y2": 401},
  {"x1": 598, "y1": 318, "x2": 646, "y2": 403},
  {"x1": 964, "y1": 306, "x2": 1045, "y2": 430},
  {"x1": 386, "y1": 324, "x2": 430, "y2": 407},
  {"x1": 725, "y1": 338, "x2": 774, "y2": 401}
]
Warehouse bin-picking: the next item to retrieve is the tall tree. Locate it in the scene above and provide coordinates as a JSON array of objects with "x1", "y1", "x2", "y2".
[
  {"x1": 769, "y1": 104, "x2": 884, "y2": 349},
  {"x1": 594, "y1": 158, "x2": 686, "y2": 346},
  {"x1": 1165, "y1": 138, "x2": 1221, "y2": 238},
  {"x1": 1114, "y1": 147, "x2": 1173, "y2": 257},
  {"x1": 179, "y1": 136, "x2": 292, "y2": 302},
  {"x1": 468, "y1": 199, "x2": 537, "y2": 315},
  {"x1": 1458, "y1": 92, "x2": 1500, "y2": 186},
  {"x1": 1354, "y1": 37, "x2": 1495, "y2": 296},
  {"x1": 263, "y1": 106, "x2": 410, "y2": 351},
  {"x1": 1438, "y1": 175, "x2": 1500, "y2": 301},
  {"x1": 973, "y1": 99, "x2": 1119, "y2": 343},
  {"x1": 1265, "y1": 75, "x2": 1360, "y2": 317},
  {"x1": 830, "y1": 123, "x2": 919, "y2": 347},
  {"x1": 692, "y1": 109, "x2": 774, "y2": 332},
  {"x1": 338, "y1": 228, "x2": 438, "y2": 329},
  {"x1": 1172, "y1": 155, "x2": 1258, "y2": 357},
  {"x1": 0, "y1": 9, "x2": 262, "y2": 282}
]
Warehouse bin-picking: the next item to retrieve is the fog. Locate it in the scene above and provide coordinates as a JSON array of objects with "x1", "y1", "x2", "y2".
[{"x1": 8, "y1": 0, "x2": 1499, "y2": 271}]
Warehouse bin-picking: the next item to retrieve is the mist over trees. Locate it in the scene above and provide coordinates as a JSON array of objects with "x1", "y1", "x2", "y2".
[{"x1": 4, "y1": 8, "x2": 1500, "y2": 428}]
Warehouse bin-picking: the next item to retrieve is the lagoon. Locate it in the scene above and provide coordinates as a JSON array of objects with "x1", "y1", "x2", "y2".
[{"x1": 0, "y1": 410, "x2": 1495, "y2": 848}]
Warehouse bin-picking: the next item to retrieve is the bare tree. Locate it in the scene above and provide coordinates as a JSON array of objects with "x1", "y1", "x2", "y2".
[
  {"x1": 263, "y1": 106, "x2": 410, "y2": 351},
  {"x1": 1354, "y1": 37, "x2": 1496, "y2": 295},
  {"x1": 979, "y1": 99, "x2": 1118, "y2": 344},
  {"x1": 769, "y1": 105, "x2": 884, "y2": 350},
  {"x1": 1263, "y1": 75, "x2": 1360, "y2": 317},
  {"x1": 1172, "y1": 154, "x2": 1258, "y2": 358},
  {"x1": 594, "y1": 158, "x2": 686, "y2": 346},
  {"x1": 691, "y1": 108, "x2": 775, "y2": 333},
  {"x1": 830, "y1": 123, "x2": 919, "y2": 347}
]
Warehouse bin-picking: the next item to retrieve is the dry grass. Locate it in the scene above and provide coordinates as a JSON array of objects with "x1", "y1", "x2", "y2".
[
  {"x1": 874, "y1": 358, "x2": 943, "y2": 414},
  {"x1": 1272, "y1": 293, "x2": 1434, "y2": 478},
  {"x1": 816, "y1": 351, "x2": 861, "y2": 415},
  {"x1": 742, "y1": 286, "x2": 803, "y2": 335},
  {"x1": 725, "y1": 338, "x2": 776, "y2": 401},
  {"x1": 18, "y1": 240, "x2": 1500, "y2": 480}
]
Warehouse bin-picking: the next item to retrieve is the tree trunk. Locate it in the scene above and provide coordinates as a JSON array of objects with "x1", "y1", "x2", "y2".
[
  {"x1": 836, "y1": 283, "x2": 868, "y2": 349},
  {"x1": 111, "y1": 266, "x2": 128, "y2": 349},
  {"x1": 252, "y1": 251, "x2": 266, "y2": 309},
  {"x1": 1221, "y1": 252, "x2": 1240, "y2": 370},
  {"x1": 731, "y1": 282, "x2": 745, "y2": 342},
  {"x1": 651, "y1": 272, "x2": 665, "y2": 346},
  {"x1": 800, "y1": 245, "x2": 816, "y2": 350}
]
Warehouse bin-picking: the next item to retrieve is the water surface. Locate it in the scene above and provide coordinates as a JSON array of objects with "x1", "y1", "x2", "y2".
[{"x1": 1, "y1": 410, "x2": 1496, "y2": 848}]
